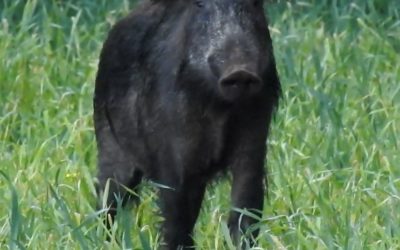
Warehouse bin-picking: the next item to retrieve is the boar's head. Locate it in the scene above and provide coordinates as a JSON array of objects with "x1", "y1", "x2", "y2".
[{"x1": 170, "y1": 0, "x2": 277, "y2": 103}]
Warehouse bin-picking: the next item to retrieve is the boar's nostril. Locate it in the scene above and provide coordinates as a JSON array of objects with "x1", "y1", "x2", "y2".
[
  {"x1": 218, "y1": 70, "x2": 262, "y2": 101},
  {"x1": 223, "y1": 79, "x2": 239, "y2": 87},
  {"x1": 247, "y1": 78, "x2": 262, "y2": 93},
  {"x1": 219, "y1": 70, "x2": 262, "y2": 94}
]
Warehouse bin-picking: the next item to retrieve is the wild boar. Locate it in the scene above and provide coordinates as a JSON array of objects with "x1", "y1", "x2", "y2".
[{"x1": 94, "y1": 0, "x2": 281, "y2": 248}]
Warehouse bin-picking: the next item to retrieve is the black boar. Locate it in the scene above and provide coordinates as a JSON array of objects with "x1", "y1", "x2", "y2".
[{"x1": 94, "y1": 0, "x2": 280, "y2": 249}]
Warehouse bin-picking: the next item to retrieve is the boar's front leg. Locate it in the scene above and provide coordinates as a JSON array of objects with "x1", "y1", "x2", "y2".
[
  {"x1": 229, "y1": 155, "x2": 265, "y2": 248},
  {"x1": 226, "y1": 110, "x2": 271, "y2": 248},
  {"x1": 159, "y1": 179, "x2": 206, "y2": 250}
]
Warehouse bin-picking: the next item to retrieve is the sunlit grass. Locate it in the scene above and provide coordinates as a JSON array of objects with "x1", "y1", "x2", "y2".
[{"x1": 1, "y1": 0, "x2": 399, "y2": 249}]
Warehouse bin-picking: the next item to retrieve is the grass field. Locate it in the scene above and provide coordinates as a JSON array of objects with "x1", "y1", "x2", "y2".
[{"x1": 0, "y1": 0, "x2": 399, "y2": 249}]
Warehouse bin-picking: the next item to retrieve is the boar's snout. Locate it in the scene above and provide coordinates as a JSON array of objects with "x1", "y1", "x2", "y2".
[{"x1": 218, "y1": 68, "x2": 262, "y2": 101}]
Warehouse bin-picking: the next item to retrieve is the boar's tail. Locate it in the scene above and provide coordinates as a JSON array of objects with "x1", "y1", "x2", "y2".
[{"x1": 104, "y1": 104, "x2": 123, "y2": 148}]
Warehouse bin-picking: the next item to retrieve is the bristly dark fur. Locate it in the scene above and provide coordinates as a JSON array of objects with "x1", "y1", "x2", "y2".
[{"x1": 94, "y1": 0, "x2": 281, "y2": 249}]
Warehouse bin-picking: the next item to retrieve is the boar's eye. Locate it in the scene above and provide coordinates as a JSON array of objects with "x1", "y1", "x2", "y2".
[{"x1": 194, "y1": 0, "x2": 204, "y2": 8}]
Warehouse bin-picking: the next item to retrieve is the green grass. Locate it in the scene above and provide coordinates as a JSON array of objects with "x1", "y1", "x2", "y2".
[{"x1": 0, "y1": 0, "x2": 399, "y2": 249}]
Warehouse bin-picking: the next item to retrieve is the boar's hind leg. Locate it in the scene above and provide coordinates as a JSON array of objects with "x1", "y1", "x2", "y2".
[
  {"x1": 160, "y1": 180, "x2": 206, "y2": 250},
  {"x1": 96, "y1": 135, "x2": 143, "y2": 226}
]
